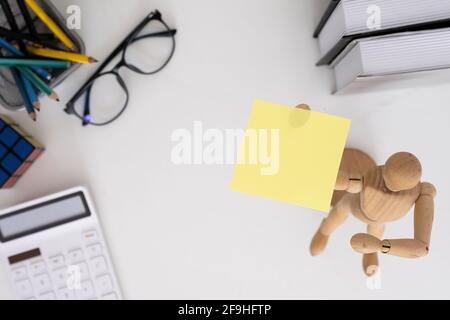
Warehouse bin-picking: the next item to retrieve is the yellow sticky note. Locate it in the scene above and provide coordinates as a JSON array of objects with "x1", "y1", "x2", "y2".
[{"x1": 230, "y1": 100, "x2": 351, "y2": 212}]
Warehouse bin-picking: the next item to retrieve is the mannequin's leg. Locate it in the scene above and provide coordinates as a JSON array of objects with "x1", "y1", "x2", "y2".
[
  {"x1": 310, "y1": 194, "x2": 354, "y2": 256},
  {"x1": 363, "y1": 223, "x2": 385, "y2": 276}
]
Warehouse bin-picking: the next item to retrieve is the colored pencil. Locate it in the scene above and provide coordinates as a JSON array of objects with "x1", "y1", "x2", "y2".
[
  {"x1": 17, "y1": 66, "x2": 59, "y2": 101},
  {"x1": 27, "y1": 45, "x2": 98, "y2": 64},
  {"x1": 22, "y1": 74, "x2": 40, "y2": 111},
  {"x1": 0, "y1": 37, "x2": 52, "y2": 81},
  {"x1": 10, "y1": 68, "x2": 37, "y2": 121},
  {"x1": 0, "y1": 26, "x2": 54, "y2": 42},
  {"x1": 0, "y1": 0, "x2": 27, "y2": 53},
  {"x1": 17, "y1": 0, "x2": 39, "y2": 40},
  {"x1": 0, "y1": 57, "x2": 70, "y2": 68},
  {"x1": 25, "y1": 0, "x2": 75, "y2": 50}
]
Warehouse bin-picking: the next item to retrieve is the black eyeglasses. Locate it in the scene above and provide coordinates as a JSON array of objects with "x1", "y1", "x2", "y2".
[{"x1": 65, "y1": 10, "x2": 177, "y2": 126}]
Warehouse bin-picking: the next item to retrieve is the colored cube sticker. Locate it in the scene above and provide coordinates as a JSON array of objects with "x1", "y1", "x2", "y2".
[
  {"x1": 2, "y1": 153, "x2": 22, "y2": 175},
  {"x1": 230, "y1": 100, "x2": 351, "y2": 212},
  {"x1": 0, "y1": 115, "x2": 45, "y2": 189},
  {"x1": 0, "y1": 168, "x2": 9, "y2": 187},
  {"x1": 13, "y1": 139, "x2": 34, "y2": 159},
  {"x1": 0, "y1": 144, "x2": 7, "y2": 159},
  {"x1": 0, "y1": 127, "x2": 19, "y2": 147}
]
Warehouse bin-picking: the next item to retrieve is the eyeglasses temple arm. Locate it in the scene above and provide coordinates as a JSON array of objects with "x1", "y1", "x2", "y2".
[
  {"x1": 65, "y1": 11, "x2": 160, "y2": 112},
  {"x1": 132, "y1": 29, "x2": 177, "y2": 43}
]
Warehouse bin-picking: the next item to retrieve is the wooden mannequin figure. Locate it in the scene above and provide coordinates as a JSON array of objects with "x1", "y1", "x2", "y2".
[{"x1": 309, "y1": 149, "x2": 437, "y2": 276}]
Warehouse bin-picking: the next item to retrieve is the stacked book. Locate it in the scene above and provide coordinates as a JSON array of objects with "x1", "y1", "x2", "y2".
[{"x1": 314, "y1": 0, "x2": 450, "y2": 92}]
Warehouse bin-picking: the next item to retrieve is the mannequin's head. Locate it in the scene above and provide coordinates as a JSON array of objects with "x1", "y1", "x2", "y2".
[{"x1": 382, "y1": 152, "x2": 422, "y2": 192}]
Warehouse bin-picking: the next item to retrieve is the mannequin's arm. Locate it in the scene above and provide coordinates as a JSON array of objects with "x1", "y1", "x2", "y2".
[
  {"x1": 351, "y1": 183, "x2": 436, "y2": 259},
  {"x1": 381, "y1": 183, "x2": 436, "y2": 258},
  {"x1": 335, "y1": 170, "x2": 363, "y2": 194}
]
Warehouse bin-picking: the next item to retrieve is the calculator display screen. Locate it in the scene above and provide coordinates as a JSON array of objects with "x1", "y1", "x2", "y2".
[{"x1": 0, "y1": 192, "x2": 90, "y2": 242}]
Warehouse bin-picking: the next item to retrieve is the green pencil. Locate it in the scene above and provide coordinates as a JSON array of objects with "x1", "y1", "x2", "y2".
[
  {"x1": 17, "y1": 66, "x2": 59, "y2": 101},
  {"x1": 10, "y1": 68, "x2": 36, "y2": 121},
  {"x1": 0, "y1": 57, "x2": 70, "y2": 68}
]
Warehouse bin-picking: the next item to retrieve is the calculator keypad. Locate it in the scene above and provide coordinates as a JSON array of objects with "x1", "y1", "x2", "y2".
[
  {"x1": 57, "y1": 287, "x2": 77, "y2": 300},
  {"x1": 68, "y1": 249, "x2": 84, "y2": 263},
  {"x1": 86, "y1": 243, "x2": 102, "y2": 258},
  {"x1": 79, "y1": 280, "x2": 96, "y2": 299},
  {"x1": 30, "y1": 261, "x2": 46, "y2": 276},
  {"x1": 33, "y1": 273, "x2": 52, "y2": 294},
  {"x1": 9, "y1": 230, "x2": 119, "y2": 300},
  {"x1": 15, "y1": 279, "x2": 33, "y2": 299},
  {"x1": 52, "y1": 268, "x2": 69, "y2": 289},
  {"x1": 96, "y1": 274, "x2": 114, "y2": 294},
  {"x1": 12, "y1": 267, "x2": 27, "y2": 281},
  {"x1": 49, "y1": 255, "x2": 65, "y2": 270},
  {"x1": 39, "y1": 291, "x2": 56, "y2": 300},
  {"x1": 90, "y1": 256, "x2": 108, "y2": 276}
]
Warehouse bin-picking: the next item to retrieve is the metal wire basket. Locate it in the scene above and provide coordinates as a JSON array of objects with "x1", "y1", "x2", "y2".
[{"x1": 0, "y1": 0, "x2": 85, "y2": 111}]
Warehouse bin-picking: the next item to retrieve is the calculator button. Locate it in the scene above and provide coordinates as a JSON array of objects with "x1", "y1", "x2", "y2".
[
  {"x1": 77, "y1": 280, "x2": 96, "y2": 300},
  {"x1": 38, "y1": 292, "x2": 56, "y2": 300},
  {"x1": 86, "y1": 243, "x2": 102, "y2": 258},
  {"x1": 68, "y1": 249, "x2": 84, "y2": 263},
  {"x1": 33, "y1": 273, "x2": 52, "y2": 294},
  {"x1": 48, "y1": 255, "x2": 65, "y2": 270},
  {"x1": 57, "y1": 287, "x2": 77, "y2": 300},
  {"x1": 83, "y1": 230, "x2": 99, "y2": 243},
  {"x1": 102, "y1": 292, "x2": 118, "y2": 300},
  {"x1": 90, "y1": 256, "x2": 108, "y2": 276},
  {"x1": 15, "y1": 279, "x2": 34, "y2": 299},
  {"x1": 29, "y1": 260, "x2": 46, "y2": 276},
  {"x1": 96, "y1": 274, "x2": 113, "y2": 294},
  {"x1": 73, "y1": 262, "x2": 90, "y2": 280},
  {"x1": 52, "y1": 268, "x2": 69, "y2": 289},
  {"x1": 11, "y1": 267, "x2": 28, "y2": 281}
]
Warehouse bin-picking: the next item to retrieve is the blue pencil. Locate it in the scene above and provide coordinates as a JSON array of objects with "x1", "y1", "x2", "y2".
[
  {"x1": 0, "y1": 37, "x2": 52, "y2": 81},
  {"x1": 22, "y1": 73, "x2": 40, "y2": 111},
  {"x1": 10, "y1": 67, "x2": 37, "y2": 121}
]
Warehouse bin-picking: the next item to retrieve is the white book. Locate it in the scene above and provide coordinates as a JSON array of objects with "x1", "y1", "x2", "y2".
[
  {"x1": 333, "y1": 28, "x2": 450, "y2": 92},
  {"x1": 318, "y1": 0, "x2": 450, "y2": 59}
]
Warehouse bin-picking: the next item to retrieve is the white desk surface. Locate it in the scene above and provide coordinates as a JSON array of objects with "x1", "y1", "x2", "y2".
[{"x1": 0, "y1": 0, "x2": 449, "y2": 299}]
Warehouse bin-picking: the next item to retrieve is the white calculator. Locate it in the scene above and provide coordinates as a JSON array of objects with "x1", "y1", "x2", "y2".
[{"x1": 0, "y1": 187, "x2": 122, "y2": 300}]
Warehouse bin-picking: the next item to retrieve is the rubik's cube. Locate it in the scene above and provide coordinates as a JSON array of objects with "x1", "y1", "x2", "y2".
[{"x1": 0, "y1": 115, "x2": 45, "y2": 189}]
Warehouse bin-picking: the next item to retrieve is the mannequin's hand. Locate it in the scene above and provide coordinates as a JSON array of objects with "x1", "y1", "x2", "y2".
[
  {"x1": 296, "y1": 104, "x2": 311, "y2": 111},
  {"x1": 350, "y1": 233, "x2": 382, "y2": 254}
]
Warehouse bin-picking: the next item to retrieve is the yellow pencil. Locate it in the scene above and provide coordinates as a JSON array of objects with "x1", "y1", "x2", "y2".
[
  {"x1": 25, "y1": 0, "x2": 75, "y2": 50},
  {"x1": 26, "y1": 45, "x2": 98, "y2": 64}
]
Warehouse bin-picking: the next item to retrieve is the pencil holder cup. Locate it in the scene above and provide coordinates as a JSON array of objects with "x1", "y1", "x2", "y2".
[{"x1": 0, "y1": 0, "x2": 85, "y2": 111}]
